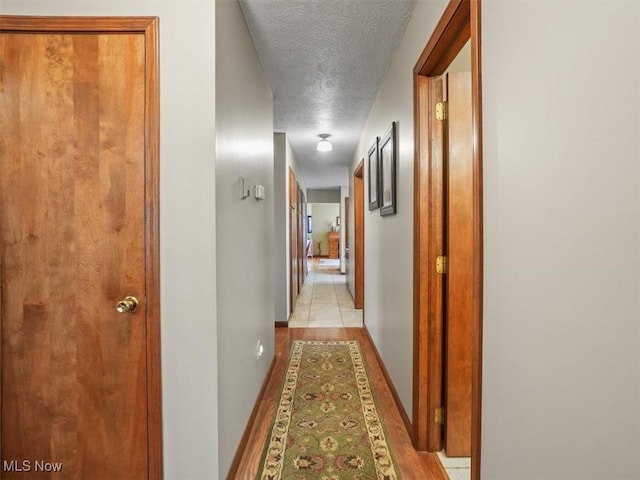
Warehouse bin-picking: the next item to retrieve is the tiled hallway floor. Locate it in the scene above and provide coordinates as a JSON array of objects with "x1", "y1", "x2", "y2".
[
  {"x1": 288, "y1": 258, "x2": 363, "y2": 328},
  {"x1": 437, "y1": 452, "x2": 471, "y2": 480}
]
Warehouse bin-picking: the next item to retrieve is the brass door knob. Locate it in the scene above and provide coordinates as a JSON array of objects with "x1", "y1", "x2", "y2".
[{"x1": 116, "y1": 296, "x2": 139, "y2": 314}]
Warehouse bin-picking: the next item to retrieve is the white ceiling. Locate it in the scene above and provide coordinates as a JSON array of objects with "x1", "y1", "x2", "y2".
[{"x1": 239, "y1": 0, "x2": 416, "y2": 189}]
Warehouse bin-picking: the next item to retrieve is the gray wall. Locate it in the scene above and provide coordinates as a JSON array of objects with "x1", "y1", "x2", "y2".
[
  {"x1": 481, "y1": 1, "x2": 640, "y2": 478},
  {"x1": 274, "y1": 134, "x2": 288, "y2": 323},
  {"x1": 307, "y1": 188, "x2": 341, "y2": 203},
  {"x1": 350, "y1": 0, "x2": 448, "y2": 416},
  {"x1": 1, "y1": 1, "x2": 220, "y2": 477},
  {"x1": 215, "y1": 0, "x2": 275, "y2": 477},
  {"x1": 274, "y1": 133, "x2": 307, "y2": 319},
  {"x1": 353, "y1": 0, "x2": 640, "y2": 478},
  {"x1": 310, "y1": 203, "x2": 340, "y2": 256}
]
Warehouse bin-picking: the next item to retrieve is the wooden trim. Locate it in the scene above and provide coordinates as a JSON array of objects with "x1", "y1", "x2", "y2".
[
  {"x1": 0, "y1": 15, "x2": 159, "y2": 32},
  {"x1": 142, "y1": 18, "x2": 164, "y2": 480},
  {"x1": 412, "y1": 1, "x2": 483, "y2": 478},
  {"x1": 275, "y1": 321, "x2": 289, "y2": 328},
  {"x1": 412, "y1": 75, "x2": 446, "y2": 452},
  {"x1": 226, "y1": 355, "x2": 278, "y2": 479},
  {"x1": 412, "y1": 74, "x2": 428, "y2": 450},
  {"x1": 353, "y1": 160, "x2": 365, "y2": 310},
  {"x1": 0, "y1": 16, "x2": 164, "y2": 479},
  {"x1": 364, "y1": 326, "x2": 413, "y2": 439},
  {"x1": 469, "y1": 1, "x2": 483, "y2": 478},
  {"x1": 414, "y1": 0, "x2": 470, "y2": 76}
]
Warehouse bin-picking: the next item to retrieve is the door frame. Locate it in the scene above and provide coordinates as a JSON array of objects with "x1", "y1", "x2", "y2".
[
  {"x1": 353, "y1": 160, "x2": 365, "y2": 310},
  {"x1": 0, "y1": 15, "x2": 162, "y2": 479},
  {"x1": 288, "y1": 167, "x2": 297, "y2": 316},
  {"x1": 412, "y1": 0, "x2": 483, "y2": 478}
]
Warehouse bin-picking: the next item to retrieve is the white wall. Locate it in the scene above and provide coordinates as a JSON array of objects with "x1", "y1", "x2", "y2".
[
  {"x1": 274, "y1": 134, "x2": 288, "y2": 323},
  {"x1": 307, "y1": 188, "x2": 341, "y2": 203},
  {"x1": 311, "y1": 203, "x2": 340, "y2": 256},
  {"x1": 481, "y1": 1, "x2": 640, "y2": 479},
  {"x1": 1, "y1": 1, "x2": 219, "y2": 478},
  {"x1": 215, "y1": 0, "x2": 275, "y2": 477},
  {"x1": 349, "y1": 0, "x2": 449, "y2": 417},
  {"x1": 339, "y1": 186, "x2": 349, "y2": 273}
]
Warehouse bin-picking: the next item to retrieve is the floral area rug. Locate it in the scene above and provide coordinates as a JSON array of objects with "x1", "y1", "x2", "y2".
[{"x1": 257, "y1": 340, "x2": 400, "y2": 480}]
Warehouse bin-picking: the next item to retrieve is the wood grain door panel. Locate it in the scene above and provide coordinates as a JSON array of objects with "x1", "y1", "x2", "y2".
[
  {"x1": 353, "y1": 162, "x2": 364, "y2": 310},
  {"x1": 0, "y1": 18, "x2": 160, "y2": 479},
  {"x1": 289, "y1": 168, "x2": 298, "y2": 315},
  {"x1": 444, "y1": 71, "x2": 473, "y2": 457}
]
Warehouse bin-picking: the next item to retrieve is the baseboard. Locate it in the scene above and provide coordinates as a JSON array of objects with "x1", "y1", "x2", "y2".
[
  {"x1": 275, "y1": 321, "x2": 288, "y2": 328},
  {"x1": 363, "y1": 325, "x2": 413, "y2": 439},
  {"x1": 226, "y1": 354, "x2": 277, "y2": 479}
]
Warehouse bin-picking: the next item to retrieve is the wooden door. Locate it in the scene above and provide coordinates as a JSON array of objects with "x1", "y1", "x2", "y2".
[
  {"x1": 444, "y1": 71, "x2": 473, "y2": 457},
  {"x1": 297, "y1": 185, "x2": 304, "y2": 290},
  {"x1": 288, "y1": 168, "x2": 298, "y2": 314},
  {"x1": 344, "y1": 197, "x2": 350, "y2": 277},
  {"x1": 0, "y1": 17, "x2": 161, "y2": 479},
  {"x1": 353, "y1": 162, "x2": 364, "y2": 309}
]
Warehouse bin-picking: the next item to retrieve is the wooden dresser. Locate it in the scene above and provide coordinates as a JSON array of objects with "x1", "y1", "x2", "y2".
[{"x1": 328, "y1": 232, "x2": 340, "y2": 259}]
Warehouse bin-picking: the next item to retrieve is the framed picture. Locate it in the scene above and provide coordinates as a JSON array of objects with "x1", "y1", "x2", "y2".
[
  {"x1": 367, "y1": 138, "x2": 380, "y2": 210},
  {"x1": 379, "y1": 122, "x2": 397, "y2": 216}
]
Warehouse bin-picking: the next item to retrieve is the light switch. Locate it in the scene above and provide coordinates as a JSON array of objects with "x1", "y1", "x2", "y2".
[{"x1": 255, "y1": 185, "x2": 265, "y2": 200}]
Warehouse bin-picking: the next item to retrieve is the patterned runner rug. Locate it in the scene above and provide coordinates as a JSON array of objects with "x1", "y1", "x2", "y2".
[{"x1": 257, "y1": 340, "x2": 400, "y2": 479}]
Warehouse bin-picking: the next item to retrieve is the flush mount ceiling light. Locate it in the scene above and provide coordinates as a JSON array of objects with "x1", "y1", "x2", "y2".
[{"x1": 316, "y1": 134, "x2": 333, "y2": 152}]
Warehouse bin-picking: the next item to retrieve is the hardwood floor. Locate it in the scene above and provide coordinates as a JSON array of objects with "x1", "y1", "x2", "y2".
[{"x1": 232, "y1": 327, "x2": 448, "y2": 479}]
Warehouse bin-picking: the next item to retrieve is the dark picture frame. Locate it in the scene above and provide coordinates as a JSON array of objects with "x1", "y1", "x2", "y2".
[
  {"x1": 367, "y1": 137, "x2": 380, "y2": 210},
  {"x1": 379, "y1": 122, "x2": 397, "y2": 216}
]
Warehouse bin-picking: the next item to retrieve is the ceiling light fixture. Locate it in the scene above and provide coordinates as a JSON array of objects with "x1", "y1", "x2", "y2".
[{"x1": 317, "y1": 134, "x2": 333, "y2": 152}]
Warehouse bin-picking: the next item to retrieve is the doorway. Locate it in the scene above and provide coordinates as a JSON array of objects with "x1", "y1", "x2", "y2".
[
  {"x1": 0, "y1": 16, "x2": 162, "y2": 478},
  {"x1": 288, "y1": 167, "x2": 306, "y2": 316},
  {"x1": 412, "y1": 0, "x2": 483, "y2": 479},
  {"x1": 352, "y1": 160, "x2": 365, "y2": 310}
]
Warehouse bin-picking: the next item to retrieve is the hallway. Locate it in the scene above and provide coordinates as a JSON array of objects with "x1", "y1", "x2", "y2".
[
  {"x1": 232, "y1": 327, "x2": 447, "y2": 479},
  {"x1": 289, "y1": 259, "x2": 363, "y2": 328}
]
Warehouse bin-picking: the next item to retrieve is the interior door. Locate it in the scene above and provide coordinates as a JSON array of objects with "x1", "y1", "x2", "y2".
[
  {"x1": 0, "y1": 18, "x2": 160, "y2": 479},
  {"x1": 297, "y1": 185, "x2": 304, "y2": 290},
  {"x1": 444, "y1": 71, "x2": 473, "y2": 457},
  {"x1": 353, "y1": 162, "x2": 364, "y2": 309},
  {"x1": 289, "y1": 168, "x2": 298, "y2": 314}
]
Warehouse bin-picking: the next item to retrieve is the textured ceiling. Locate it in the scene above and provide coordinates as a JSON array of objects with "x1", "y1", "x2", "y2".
[{"x1": 239, "y1": 0, "x2": 415, "y2": 189}]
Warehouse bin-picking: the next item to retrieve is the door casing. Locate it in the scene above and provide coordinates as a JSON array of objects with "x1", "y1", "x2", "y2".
[
  {"x1": 412, "y1": 0, "x2": 483, "y2": 478},
  {"x1": 0, "y1": 15, "x2": 162, "y2": 479},
  {"x1": 353, "y1": 160, "x2": 365, "y2": 310}
]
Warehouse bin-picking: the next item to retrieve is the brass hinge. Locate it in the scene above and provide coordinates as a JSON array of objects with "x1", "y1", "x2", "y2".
[
  {"x1": 436, "y1": 101, "x2": 447, "y2": 120},
  {"x1": 435, "y1": 406, "x2": 445, "y2": 424},
  {"x1": 436, "y1": 255, "x2": 447, "y2": 274}
]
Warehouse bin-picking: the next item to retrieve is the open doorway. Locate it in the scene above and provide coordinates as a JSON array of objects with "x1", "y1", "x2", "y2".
[{"x1": 412, "y1": 1, "x2": 483, "y2": 479}]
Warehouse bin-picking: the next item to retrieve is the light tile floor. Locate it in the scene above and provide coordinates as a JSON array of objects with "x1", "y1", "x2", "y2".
[
  {"x1": 288, "y1": 258, "x2": 363, "y2": 328},
  {"x1": 437, "y1": 452, "x2": 471, "y2": 480}
]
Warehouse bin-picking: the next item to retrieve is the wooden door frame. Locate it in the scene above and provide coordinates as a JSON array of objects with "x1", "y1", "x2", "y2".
[
  {"x1": 288, "y1": 167, "x2": 296, "y2": 316},
  {"x1": 412, "y1": 1, "x2": 483, "y2": 478},
  {"x1": 0, "y1": 16, "x2": 162, "y2": 479},
  {"x1": 353, "y1": 160, "x2": 365, "y2": 310}
]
